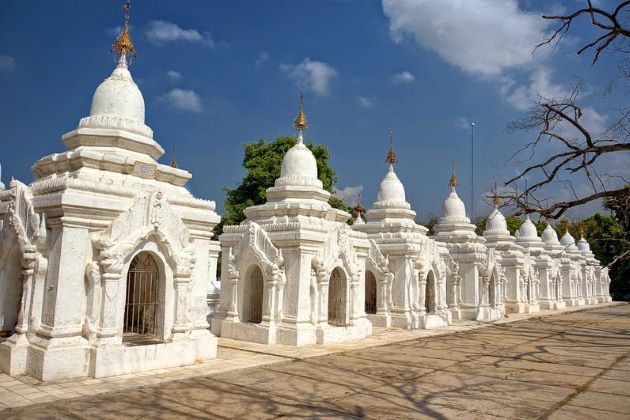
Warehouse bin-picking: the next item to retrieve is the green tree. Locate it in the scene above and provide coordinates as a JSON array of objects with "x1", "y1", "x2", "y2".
[
  {"x1": 218, "y1": 136, "x2": 347, "y2": 235},
  {"x1": 505, "y1": 215, "x2": 523, "y2": 236}
]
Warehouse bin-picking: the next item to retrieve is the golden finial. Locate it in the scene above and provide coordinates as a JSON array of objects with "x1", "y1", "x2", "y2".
[
  {"x1": 492, "y1": 183, "x2": 500, "y2": 207},
  {"x1": 170, "y1": 146, "x2": 178, "y2": 168},
  {"x1": 354, "y1": 193, "x2": 365, "y2": 215},
  {"x1": 294, "y1": 90, "x2": 308, "y2": 130},
  {"x1": 385, "y1": 131, "x2": 398, "y2": 165},
  {"x1": 112, "y1": 1, "x2": 136, "y2": 59},
  {"x1": 449, "y1": 160, "x2": 458, "y2": 188}
]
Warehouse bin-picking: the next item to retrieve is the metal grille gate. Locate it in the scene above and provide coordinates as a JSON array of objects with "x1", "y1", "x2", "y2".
[
  {"x1": 247, "y1": 267, "x2": 263, "y2": 324},
  {"x1": 425, "y1": 272, "x2": 436, "y2": 313},
  {"x1": 365, "y1": 271, "x2": 377, "y2": 315},
  {"x1": 124, "y1": 253, "x2": 159, "y2": 343},
  {"x1": 328, "y1": 268, "x2": 346, "y2": 326}
]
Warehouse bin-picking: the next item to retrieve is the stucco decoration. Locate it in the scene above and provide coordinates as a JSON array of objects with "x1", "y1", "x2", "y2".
[
  {"x1": 0, "y1": 180, "x2": 47, "y2": 336},
  {"x1": 95, "y1": 191, "x2": 195, "y2": 280},
  {"x1": 312, "y1": 225, "x2": 361, "y2": 282},
  {"x1": 365, "y1": 239, "x2": 393, "y2": 314}
]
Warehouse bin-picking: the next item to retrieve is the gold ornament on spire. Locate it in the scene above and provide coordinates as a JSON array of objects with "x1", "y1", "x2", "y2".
[
  {"x1": 112, "y1": 1, "x2": 136, "y2": 59},
  {"x1": 492, "y1": 183, "x2": 500, "y2": 207},
  {"x1": 170, "y1": 146, "x2": 178, "y2": 168},
  {"x1": 354, "y1": 193, "x2": 365, "y2": 215},
  {"x1": 449, "y1": 160, "x2": 458, "y2": 188},
  {"x1": 385, "y1": 131, "x2": 398, "y2": 164},
  {"x1": 294, "y1": 90, "x2": 308, "y2": 130}
]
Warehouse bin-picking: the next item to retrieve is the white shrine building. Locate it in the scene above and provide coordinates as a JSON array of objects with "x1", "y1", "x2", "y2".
[
  {"x1": 352, "y1": 141, "x2": 451, "y2": 329},
  {"x1": 433, "y1": 170, "x2": 506, "y2": 322},
  {"x1": 211, "y1": 102, "x2": 372, "y2": 345},
  {"x1": 0, "y1": 13, "x2": 220, "y2": 381}
]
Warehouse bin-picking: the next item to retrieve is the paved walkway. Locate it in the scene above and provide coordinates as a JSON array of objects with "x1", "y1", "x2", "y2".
[{"x1": 2, "y1": 303, "x2": 629, "y2": 419}]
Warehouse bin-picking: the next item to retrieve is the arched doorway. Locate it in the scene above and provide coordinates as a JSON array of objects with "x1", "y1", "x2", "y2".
[
  {"x1": 244, "y1": 266, "x2": 263, "y2": 324},
  {"x1": 124, "y1": 252, "x2": 160, "y2": 343},
  {"x1": 328, "y1": 268, "x2": 347, "y2": 326},
  {"x1": 0, "y1": 245, "x2": 23, "y2": 337},
  {"x1": 365, "y1": 271, "x2": 377, "y2": 315},
  {"x1": 425, "y1": 271, "x2": 436, "y2": 314},
  {"x1": 488, "y1": 273, "x2": 496, "y2": 308}
]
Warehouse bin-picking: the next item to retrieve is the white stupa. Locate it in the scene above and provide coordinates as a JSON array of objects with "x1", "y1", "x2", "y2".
[
  {"x1": 483, "y1": 194, "x2": 530, "y2": 313},
  {"x1": 353, "y1": 138, "x2": 451, "y2": 329},
  {"x1": 434, "y1": 166, "x2": 503, "y2": 321},
  {"x1": 213, "y1": 94, "x2": 371, "y2": 346},
  {"x1": 0, "y1": 5, "x2": 220, "y2": 381}
]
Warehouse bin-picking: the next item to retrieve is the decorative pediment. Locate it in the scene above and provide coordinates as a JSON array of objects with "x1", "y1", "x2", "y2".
[
  {"x1": 366, "y1": 239, "x2": 389, "y2": 276},
  {"x1": 230, "y1": 221, "x2": 284, "y2": 278},
  {"x1": 312, "y1": 225, "x2": 360, "y2": 278},
  {"x1": 481, "y1": 248, "x2": 505, "y2": 281},
  {"x1": 95, "y1": 191, "x2": 194, "y2": 277},
  {"x1": 521, "y1": 253, "x2": 539, "y2": 283},
  {"x1": 1, "y1": 179, "x2": 45, "y2": 257}
]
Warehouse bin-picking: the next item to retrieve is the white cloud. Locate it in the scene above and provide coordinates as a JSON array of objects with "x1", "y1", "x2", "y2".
[
  {"x1": 146, "y1": 20, "x2": 215, "y2": 47},
  {"x1": 166, "y1": 70, "x2": 182, "y2": 82},
  {"x1": 504, "y1": 67, "x2": 570, "y2": 110},
  {"x1": 383, "y1": 0, "x2": 549, "y2": 77},
  {"x1": 280, "y1": 58, "x2": 338, "y2": 96},
  {"x1": 334, "y1": 185, "x2": 364, "y2": 206},
  {"x1": 381, "y1": 0, "x2": 584, "y2": 113},
  {"x1": 390, "y1": 71, "x2": 415, "y2": 84},
  {"x1": 255, "y1": 51, "x2": 269, "y2": 66},
  {"x1": 157, "y1": 89, "x2": 203, "y2": 113},
  {"x1": 356, "y1": 96, "x2": 375, "y2": 108},
  {"x1": 0, "y1": 55, "x2": 16, "y2": 73}
]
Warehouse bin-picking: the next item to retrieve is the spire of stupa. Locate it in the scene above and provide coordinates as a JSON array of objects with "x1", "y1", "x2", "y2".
[
  {"x1": 111, "y1": 1, "x2": 136, "y2": 66},
  {"x1": 385, "y1": 131, "x2": 397, "y2": 171},
  {"x1": 294, "y1": 90, "x2": 308, "y2": 144},
  {"x1": 449, "y1": 161, "x2": 458, "y2": 191}
]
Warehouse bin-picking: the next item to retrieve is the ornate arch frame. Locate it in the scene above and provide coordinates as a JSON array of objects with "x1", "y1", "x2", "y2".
[{"x1": 90, "y1": 192, "x2": 197, "y2": 344}]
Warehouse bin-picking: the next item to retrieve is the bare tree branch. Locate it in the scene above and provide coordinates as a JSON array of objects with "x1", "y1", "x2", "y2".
[{"x1": 537, "y1": 1, "x2": 630, "y2": 64}]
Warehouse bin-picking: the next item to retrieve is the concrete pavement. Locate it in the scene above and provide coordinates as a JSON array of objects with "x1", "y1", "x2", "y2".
[{"x1": 2, "y1": 303, "x2": 629, "y2": 419}]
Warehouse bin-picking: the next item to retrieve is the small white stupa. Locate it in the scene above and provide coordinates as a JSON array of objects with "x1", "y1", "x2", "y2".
[
  {"x1": 212, "y1": 93, "x2": 371, "y2": 346},
  {"x1": 538, "y1": 223, "x2": 566, "y2": 310},
  {"x1": 559, "y1": 230, "x2": 585, "y2": 306},
  {"x1": 433, "y1": 164, "x2": 503, "y2": 321},
  {"x1": 353, "y1": 136, "x2": 451, "y2": 329},
  {"x1": 577, "y1": 234, "x2": 599, "y2": 304},
  {"x1": 483, "y1": 192, "x2": 530, "y2": 314}
]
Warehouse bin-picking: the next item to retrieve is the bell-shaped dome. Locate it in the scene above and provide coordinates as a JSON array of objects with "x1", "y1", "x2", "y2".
[
  {"x1": 560, "y1": 231, "x2": 576, "y2": 248},
  {"x1": 275, "y1": 130, "x2": 322, "y2": 189},
  {"x1": 541, "y1": 224, "x2": 560, "y2": 244},
  {"x1": 90, "y1": 57, "x2": 145, "y2": 123},
  {"x1": 485, "y1": 207, "x2": 508, "y2": 234},
  {"x1": 280, "y1": 142, "x2": 318, "y2": 180},
  {"x1": 519, "y1": 217, "x2": 538, "y2": 239},
  {"x1": 377, "y1": 165, "x2": 406, "y2": 203},
  {"x1": 577, "y1": 237, "x2": 591, "y2": 253},
  {"x1": 443, "y1": 188, "x2": 466, "y2": 218}
]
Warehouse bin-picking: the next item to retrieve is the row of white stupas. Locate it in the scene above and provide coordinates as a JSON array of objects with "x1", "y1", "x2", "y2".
[{"x1": 0, "y1": 11, "x2": 611, "y2": 381}]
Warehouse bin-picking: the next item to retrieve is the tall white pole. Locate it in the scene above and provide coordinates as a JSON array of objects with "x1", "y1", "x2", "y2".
[{"x1": 471, "y1": 122, "x2": 475, "y2": 220}]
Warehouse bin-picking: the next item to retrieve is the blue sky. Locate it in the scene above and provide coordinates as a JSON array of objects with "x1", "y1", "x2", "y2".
[{"x1": 0, "y1": 0, "x2": 621, "y2": 221}]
